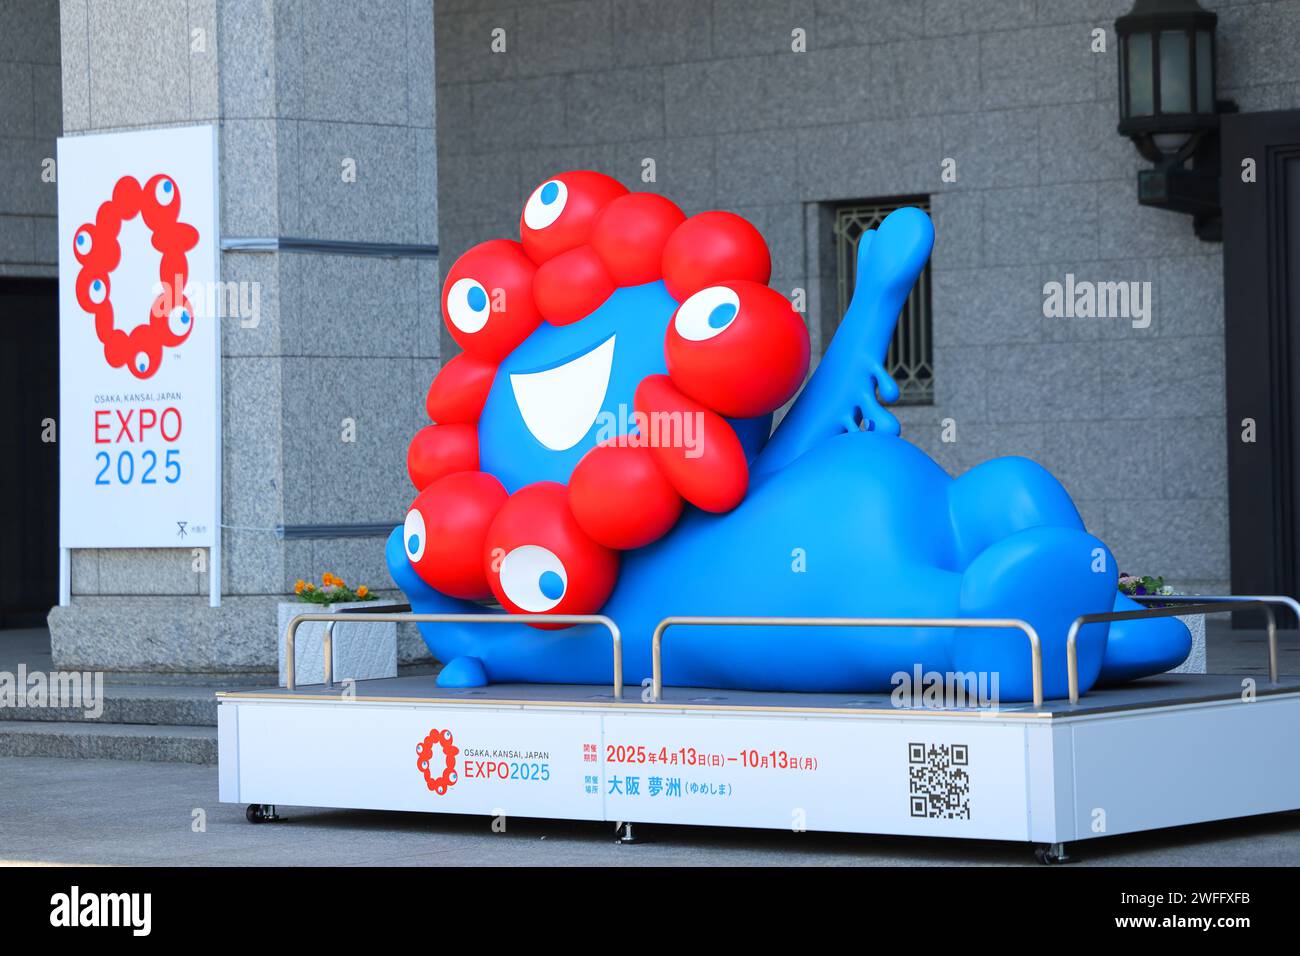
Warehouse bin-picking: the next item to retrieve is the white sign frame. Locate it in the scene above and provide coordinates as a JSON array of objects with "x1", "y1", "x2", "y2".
[{"x1": 56, "y1": 124, "x2": 222, "y2": 607}]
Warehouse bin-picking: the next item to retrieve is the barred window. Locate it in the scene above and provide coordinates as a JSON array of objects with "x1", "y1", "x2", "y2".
[{"x1": 832, "y1": 198, "x2": 933, "y2": 406}]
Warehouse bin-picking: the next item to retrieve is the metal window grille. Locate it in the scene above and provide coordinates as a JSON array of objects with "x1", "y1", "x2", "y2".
[{"x1": 833, "y1": 198, "x2": 933, "y2": 405}]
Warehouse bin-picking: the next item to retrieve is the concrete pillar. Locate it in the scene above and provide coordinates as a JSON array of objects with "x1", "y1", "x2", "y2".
[{"x1": 49, "y1": 0, "x2": 438, "y2": 674}]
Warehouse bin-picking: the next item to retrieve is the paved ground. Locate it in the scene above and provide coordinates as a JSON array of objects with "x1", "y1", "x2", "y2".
[{"x1": 0, "y1": 755, "x2": 1297, "y2": 866}]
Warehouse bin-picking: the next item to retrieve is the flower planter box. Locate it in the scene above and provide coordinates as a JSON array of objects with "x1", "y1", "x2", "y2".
[{"x1": 277, "y1": 601, "x2": 399, "y2": 688}]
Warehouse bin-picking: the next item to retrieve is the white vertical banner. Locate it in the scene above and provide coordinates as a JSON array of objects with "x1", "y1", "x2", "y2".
[{"x1": 56, "y1": 126, "x2": 220, "y2": 586}]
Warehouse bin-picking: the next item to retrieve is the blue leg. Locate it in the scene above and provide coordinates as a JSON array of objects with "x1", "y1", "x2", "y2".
[
  {"x1": 1097, "y1": 592, "x2": 1192, "y2": 684},
  {"x1": 437, "y1": 656, "x2": 489, "y2": 688},
  {"x1": 956, "y1": 526, "x2": 1116, "y2": 701}
]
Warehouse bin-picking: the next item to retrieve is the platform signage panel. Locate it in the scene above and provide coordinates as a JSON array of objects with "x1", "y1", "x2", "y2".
[
  {"x1": 234, "y1": 703, "x2": 607, "y2": 821},
  {"x1": 600, "y1": 714, "x2": 1031, "y2": 839},
  {"x1": 227, "y1": 701, "x2": 1034, "y2": 840}
]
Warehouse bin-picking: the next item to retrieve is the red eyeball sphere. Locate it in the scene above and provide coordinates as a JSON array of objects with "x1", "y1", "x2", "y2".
[
  {"x1": 141, "y1": 173, "x2": 182, "y2": 227},
  {"x1": 403, "y1": 471, "x2": 509, "y2": 600},
  {"x1": 442, "y1": 239, "x2": 541, "y2": 362},
  {"x1": 661, "y1": 210, "x2": 771, "y2": 301},
  {"x1": 484, "y1": 482, "x2": 619, "y2": 625},
  {"x1": 590, "y1": 192, "x2": 686, "y2": 286},
  {"x1": 407, "y1": 424, "x2": 478, "y2": 491},
  {"x1": 665, "y1": 281, "x2": 810, "y2": 419},
  {"x1": 568, "y1": 442, "x2": 684, "y2": 550},
  {"x1": 519, "y1": 171, "x2": 628, "y2": 265}
]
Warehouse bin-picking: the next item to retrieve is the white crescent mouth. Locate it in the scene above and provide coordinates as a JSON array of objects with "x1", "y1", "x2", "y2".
[{"x1": 509, "y1": 335, "x2": 616, "y2": 451}]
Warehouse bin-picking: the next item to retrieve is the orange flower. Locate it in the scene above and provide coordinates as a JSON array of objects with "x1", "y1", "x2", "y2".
[
  {"x1": 304, "y1": 582, "x2": 316, "y2": 592},
  {"x1": 322, "y1": 572, "x2": 335, "y2": 586},
  {"x1": 294, "y1": 579, "x2": 305, "y2": 595},
  {"x1": 356, "y1": 585, "x2": 369, "y2": 598}
]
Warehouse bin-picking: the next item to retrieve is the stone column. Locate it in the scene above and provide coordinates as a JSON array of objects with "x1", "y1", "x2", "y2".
[
  {"x1": 49, "y1": 0, "x2": 439, "y2": 675},
  {"x1": 0, "y1": 0, "x2": 60, "y2": 279}
]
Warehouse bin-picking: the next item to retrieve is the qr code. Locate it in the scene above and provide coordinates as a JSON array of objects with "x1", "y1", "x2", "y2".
[{"x1": 908, "y1": 742, "x2": 970, "y2": 820}]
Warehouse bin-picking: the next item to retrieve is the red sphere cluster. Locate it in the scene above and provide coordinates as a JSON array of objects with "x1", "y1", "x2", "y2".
[
  {"x1": 416, "y1": 728, "x2": 459, "y2": 795},
  {"x1": 73, "y1": 174, "x2": 200, "y2": 379},
  {"x1": 404, "y1": 170, "x2": 810, "y2": 621}
]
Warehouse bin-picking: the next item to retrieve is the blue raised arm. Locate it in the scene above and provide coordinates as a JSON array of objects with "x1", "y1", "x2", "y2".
[{"x1": 753, "y1": 206, "x2": 935, "y2": 478}]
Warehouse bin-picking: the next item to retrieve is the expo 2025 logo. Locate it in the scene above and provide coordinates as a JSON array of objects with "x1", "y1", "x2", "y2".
[
  {"x1": 73, "y1": 173, "x2": 199, "y2": 380},
  {"x1": 416, "y1": 728, "x2": 460, "y2": 796}
]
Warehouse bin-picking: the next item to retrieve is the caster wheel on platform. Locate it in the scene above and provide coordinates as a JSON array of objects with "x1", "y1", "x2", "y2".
[
  {"x1": 614, "y1": 821, "x2": 650, "y2": 845},
  {"x1": 245, "y1": 804, "x2": 282, "y2": 824},
  {"x1": 1034, "y1": 843, "x2": 1072, "y2": 865}
]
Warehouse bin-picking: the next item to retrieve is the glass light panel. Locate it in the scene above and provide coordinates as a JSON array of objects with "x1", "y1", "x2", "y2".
[
  {"x1": 1160, "y1": 30, "x2": 1191, "y2": 113},
  {"x1": 1128, "y1": 32, "x2": 1154, "y2": 116},
  {"x1": 1196, "y1": 30, "x2": 1213, "y2": 113}
]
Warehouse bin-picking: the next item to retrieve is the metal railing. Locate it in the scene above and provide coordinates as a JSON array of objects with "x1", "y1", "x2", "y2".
[
  {"x1": 284, "y1": 609, "x2": 624, "y2": 699},
  {"x1": 1066, "y1": 594, "x2": 1300, "y2": 704},
  {"x1": 649, "y1": 615, "x2": 1044, "y2": 708},
  {"x1": 286, "y1": 595, "x2": 1298, "y2": 709}
]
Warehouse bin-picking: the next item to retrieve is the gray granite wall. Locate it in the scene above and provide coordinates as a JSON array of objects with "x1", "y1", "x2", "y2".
[
  {"x1": 50, "y1": 0, "x2": 438, "y2": 671},
  {"x1": 0, "y1": 0, "x2": 61, "y2": 277},
  {"x1": 435, "y1": 0, "x2": 1300, "y2": 596}
]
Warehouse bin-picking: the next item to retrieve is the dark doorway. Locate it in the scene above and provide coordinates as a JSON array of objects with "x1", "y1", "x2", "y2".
[
  {"x1": 1222, "y1": 109, "x2": 1300, "y2": 603},
  {"x1": 0, "y1": 278, "x2": 59, "y2": 628}
]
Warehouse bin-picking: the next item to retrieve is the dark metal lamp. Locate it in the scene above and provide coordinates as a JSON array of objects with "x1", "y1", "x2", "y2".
[{"x1": 1115, "y1": 0, "x2": 1235, "y2": 240}]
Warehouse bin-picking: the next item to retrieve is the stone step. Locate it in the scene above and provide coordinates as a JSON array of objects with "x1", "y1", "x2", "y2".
[
  {"x1": 0, "y1": 720, "x2": 216, "y2": 765},
  {"x1": 0, "y1": 684, "x2": 219, "y2": 727}
]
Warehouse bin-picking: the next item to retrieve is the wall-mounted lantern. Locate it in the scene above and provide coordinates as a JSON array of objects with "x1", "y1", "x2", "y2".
[{"x1": 1115, "y1": 0, "x2": 1235, "y2": 240}]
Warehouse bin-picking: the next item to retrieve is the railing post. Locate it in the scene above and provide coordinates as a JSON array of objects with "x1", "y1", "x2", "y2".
[{"x1": 1068, "y1": 596, "x2": 1295, "y2": 704}]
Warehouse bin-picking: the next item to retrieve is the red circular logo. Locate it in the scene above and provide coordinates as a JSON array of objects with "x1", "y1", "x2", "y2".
[
  {"x1": 73, "y1": 173, "x2": 199, "y2": 380},
  {"x1": 416, "y1": 728, "x2": 460, "y2": 795}
]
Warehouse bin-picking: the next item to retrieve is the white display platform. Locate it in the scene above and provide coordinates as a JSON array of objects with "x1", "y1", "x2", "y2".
[{"x1": 218, "y1": 673, "x2": 1300, "y2": 852}]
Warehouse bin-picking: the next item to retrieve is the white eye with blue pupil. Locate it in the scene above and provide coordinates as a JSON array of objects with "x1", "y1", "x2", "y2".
[
  {"x1": 446, "y1": 277, "x2": 491, "y2": 334},
  {"x1": 155, "y1": 178, "x2": 175, "y2": 205},
  {"x1": 499, "y1": 544, "x2": 567, "y2": 612},
  {"x1": 88, "y1": 278, "x2": 106, "y2": 304},
  {"x1": 674, "y1": 285, "x2": 740, "y2": 342},
  {"x1": 168, "y1": 305, "x2": 192, "y2": 337},
  {"x1": 523, "y1": 179, "x2": 568, "y2": 230},
  {"x1": 76, "y1": 231, "x2": 92, "y2": 254},
  {"x1": 404, "y1": 508, "x2": 427, "y2": 562},
  {"x1": 134, "y1": 352, "x2": 150, "y2": 373}
]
